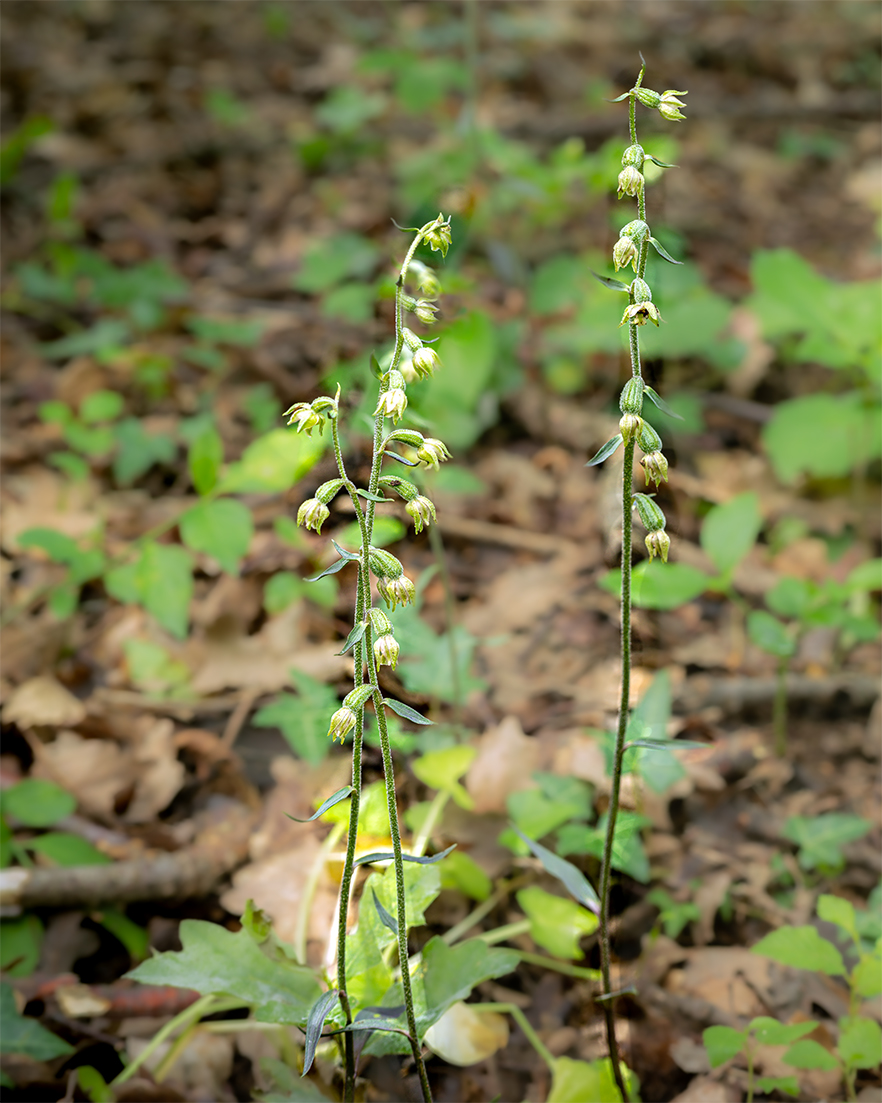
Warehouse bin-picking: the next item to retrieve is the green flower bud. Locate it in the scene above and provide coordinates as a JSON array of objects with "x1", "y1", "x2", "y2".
[
  {"x1": 619, "y1": 376, "x2": 645, "y2": 415},
  {"x1": 613, "y1": 236, "x2": 639, "y2": 272},
  {"x1": 645, "y1": 529, "x2": 671, "y2": 562},
  {"x1": 403, "y1": 328, "x2": 423, "y2": 352},
  {"x1": 375, "y1": 386, "x2": 407, "y2": 422},
  {"x1": 633, "y1": 493, "x2": 666, "y2": 533},
  {"x1": 379, "y1": 475, "x2": 419, "y2": 502},
  {"x1": 327, "y1": 706, "x2": 356, "y2": 743},
  {"x1": 405, "y1": 495, "x2": 436, "y2": 534},
  {"x1": 368, "y1": 608, "x2": 393, "y2": 636},
  {"x1": 621, "y1": 219, "x2": 650, "y2": 244},
  {"x1": 383, "y1": 429, "x2": 424, "y2": 449},
  {"x1": 297, "y1": 498, "x2": 330, "y2": 533},
  {"x1": 658, "y1": 90, "x2": 688, "y2": 121},
  {"x1": 630, "y1": 278, "x2": 652, "y2": 304},
  {"x1": 634, "y1": 87, "x2": 662, "y2": 109},
  {"x1": 315, "y1": 478, "x2": 345, "y2": 505},
  {"x1": 368, "y1": 547, "x2": 403, "y2": 579},
  {"x1": 622, "y1": 143, "x2": 645, "y2": 168},
  {"x1": 285, "y1": 403, "x2": 322, "y2": 435},
  {"x1": 637, "y1": 422, "x2": 663, "y2": 454},
  {"x1": 409, "y1": 259, "x2": 442, "y2": 296},
  {"x1": 374, "y1": 633, "x2": 400, "y2": 670},
  {"x1": 343, "y1": 684, "x2": 376, "y2": 711}
]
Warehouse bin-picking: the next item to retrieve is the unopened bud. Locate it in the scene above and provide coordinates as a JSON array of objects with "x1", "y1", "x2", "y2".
[
  {"x1": 613, "y1": 236, "x2": 639, "y2": 272},
  {"x1": 634, "y1": 87, "x2": 662, "y2": 109},
  {"x1": 630, "y1": 278, "x2": 652, "y2": 304},
  {"x1": 633, "y1": 493, "x2": 666, "y2": 533},
  {"x1": 368, "y1": 608, "x2": 393, "y2": 636},
  {"x1": 409, "y1": 260, "x2": 442, "y2": 296},
  {"x1": 403, "y1": 328, "x2": 423, "y2": 352},
  {"x1": 368, "y1": 548, "x2": 404, "y2": 579},
  {"x1": 637, "y1": 422, "x2": 663, "y2": 454},
  {"x1": 621, "y1": 143, "x2": 645, "y2": 168},
  {"x1": 619, "y1": 376, "x2": 645, "y2": 415},
  {"x1": 645, "y1": 530, "x2": 671, "y2": 562}
]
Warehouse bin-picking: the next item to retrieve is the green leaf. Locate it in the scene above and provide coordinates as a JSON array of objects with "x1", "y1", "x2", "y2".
[
  {"x1": 25, "y1": 832, "x2": 112, "y2": 867},
  {"x1": 838, "y1": 1015, "x2": 882, "y2": 1070},
  {"x1": 392, "y1": 604, "x2": 485, "y2": 703},
  {"x1": 135, "y1": 542, "x2": 194, "y2": 639},
  {"x1": 371, "y1": 889, "x2": 398, "y2": 936},
  {"x1": 383, "y1": 698, "x2": 433, "y2": 726},
  {"x1": 97, "y1": 907, "x2": 149, "y2": 962},
  {"x1": 512, "y1": 825, "x2": 600, "y2": 914},
  {"x1": 817, "y1": 894, "x2": 860, "y2": 944},
  {"x1": 322, "y1": 282, "x2": 375, "y2": 323},
  {"x1": 590, "y1": 270, "x2": 631, "y2": 292},
  {"x1": 126, "y1": 919, "x2": 321, "y2": 1025},
  {"x1": 337, "y1": 516, "x2": 405, "y2": 549},
  {"x1": 599, "y1": 560, "x2": 710, "y2": 610},
  {"x1": 547, "y1": 1056, "x2": 625, "y2": 1103},
  {"x1": 703, "y1": 1024, "x2": 747, "y2": 1068},
  {"x1": 555, "y1": 811, "x2": 651, "y2": 885},
  {"x1": 748, "y1": 610, "x2": 797, "y2": 659},
  {"x1": 0, "y1": 915, "x2": 44, "y2": 977},
  {"x1": 754, "y1": 1076, "x2": 799, "y2": 1097},
  {"x1": 188, "y1": 426, "x2": 224, "y2": 496},
  {"x1": 301, "y1": 989, "x2": 340, "y2": 1075},
  {"x1": 186, "y1": 316, "x2": 264, "y2": 347},
  {"x1": 76, "y1": 1066, "x2": 114, "y2": 1103},
  {"x1": 700, "y1": 492, "x2": 762, "y2": 577},
  {"x1": 439, "y1": 851, "x2": 491, "y2": 902},
  {"x1": 179, "y1": 498, "x2": 254, "y2": 575},
  {"x1": 749, "y1": 1016, "x2": 817, "y2": 1046},
  {"x1": 253, "y1": 673, "x2": 340, "y2": 766},
  {"x1": 263, "y1": 572, "x2": 304, "y2": 615},
  {"x1": 751, "y1": 925, "x2": 845, "y2": 976},
  {"x1": 783, "y1": 813, "x2": 871, "y2": 873},
  {"x1": 766, "y1": 576, "x2": 813, "y2": 620},
  {"x1": 113, "y1": 418, "x2": 176, "y2": 486},
  {"x1": 218, "y1": 428, "x2": 326, "y2": 494},
  {"x1": 643, "y1": 385, "x2": 684, "y2": 420},
  {"x1": 286, "y1": 787, "x2": 353, "y2": 824},
  {"x1": 517, "y1": 885, "x2": 598, "y2": 960},
  {"x1": 80, "y1": 389, "x2": 124, "y2": 424},
  {"x1": 648, "y1": 236, "x2": 683, "y2": 264},
  {"x1": 586, "y1": 433, "x2": 623, "y2": 467},
  {"x1": 354, "y1": 844, "x2": 456, "y2": 868},
  {"x1": 0, "y1": 982, "x2": 74, "y2": 1059},
  {"x1": 845, "y1": 557, "x2": 882, "y2": 593},
  {"x1": 762, "y1": 393, "x2": 882, "y2": 483},
  {"x1": 17, "y1": 526, "x2": 81, "y2": 564},
  {"x1": 123, "y1": 638, "x2": 190, "y2": 695},
  {"x1": 507, "y1": 787, "x2": 583, "y2": 843},
  {"x1": 2, "y1": 779, "x2": 75, "y2": 827},
  {"x1": 646, "y1": 889, "x2": 700, "y2": 939},
  {"x1": 421, "y1": 936, "x2": 519, "y2": 1023},
  {"x1": 305, "y1": 557, "x2": 351, "y2": 582},
  {"x1": 292, "y1": 233, "x2": 380, "y2": 294},
  {"x1": 412, "y1": 746, "x2": 476, "y2": 809},
  {"x1": 782, "y1": 1038, "x2": 840, "y2": 1071}
]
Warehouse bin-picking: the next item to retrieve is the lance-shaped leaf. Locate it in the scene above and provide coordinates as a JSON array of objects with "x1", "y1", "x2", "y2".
[
  {"x1": 331, "y1": 540, "x2": 360, "y2": 561},
  {"x1": 301, "y1": 989, "x2": 340, "y2": 1075},
  {"x1": 586, "y1": 434, "x2": 623, "y2": 468},
  {"x1": 624, "y1": 738, "x2": 708, "y2": 751},
  {"x1": 286, "y1": 786, "x2": 353, "y2": 824},
  {"x1": 512, "y1": 825, "x2": 600, "y2": 914},
  {"x1": 383, "y1": 698, "x2": 434, "y2": 725},
  {"x1": 338, "y1": 622, "x2": 367, "y2": 655},
  {"x1": 648, "y1": 236, "x2": 683, "y2": 265},
  {"x1": 369, "y1": 353, "x2": 384, "y2": 380},
  {"x1": 644, "y1": 385, "x2": 684, "y2": 420},
  {"x1": 371, "y1": 889, "x2": 398, "y2": 935},
  {"x1": 590, "y1": 270, "x2": 631, "y2": 293},
  {"x1": 306, "y1": 557, "x2": 351, "y2": 583},
  {"x1": 385, "y1": 452, "x2": 420, "y2": 467},
  {"x1": 354, "y1": 843, "x2": 457, "y2": 868},
  {"x1": 606, "y1": 92, "x2": 631, "y2": 103},
  {"x1": 646, "y1": 154, "x2": 677, "y2": 168},
  {"x1": 333, "y1": 1019, "x2": 412, "y2": 1037},
  {"x1": 356, "y1": 488, "x2": 390, "y2": 503}
]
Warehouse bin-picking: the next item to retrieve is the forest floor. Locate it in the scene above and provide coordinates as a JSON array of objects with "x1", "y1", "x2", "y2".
[{"x1": 1, "y1": 3, "x2": 880, "y2": 1102}]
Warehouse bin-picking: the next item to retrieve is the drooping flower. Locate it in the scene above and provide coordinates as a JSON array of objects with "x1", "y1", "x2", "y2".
[
  {"x1": 297, "y1": 498, "x2": 330, "y2": 533},
  {"x1": 405, "y1": 495, "x2": 436, "y2": 534}
]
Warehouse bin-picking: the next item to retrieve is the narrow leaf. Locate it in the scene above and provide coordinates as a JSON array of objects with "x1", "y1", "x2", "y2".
[
  {"x1": 512, "y1": 825, "x2": 600, "y2": 914},
  {"x1": 306, "y1": 558, "x2": 351, "y2": 582},
  {"x1": 333, "y1": 1019, "x2": 411, "y2": 1037},
  {"x1": 586, "y1": 434, "x2": 623, "y2": 468},
  {"x1": 648, "y1": 237, "x2": 683, "y2": 265},
  {"x1": 386, "y1": 451, "x2": 420, "y2": 467},
  {"x1": 646, "y1": 154, "x2": 678, "y2": 168},
  {"x1": 302, "y1": 989, "x2": 340, "y2": 1076},
  {"x1": 643, "y1": 385, "x2": 684, "y2": 420},
  {"x1": 590, "y1": 270, "x2": 631, "y2": 292},
  {"x1": 606, "y1": 92, "x2": 631, "y2": 103},
  {"x1": 286, "y1": 786, "x2": 353, "y2": 824},
  {"x1": 356, "y1": 488, "x2": 390, "y2": 503},
  {"x1": 354, "y1": 843, "x2": 457, "y2": 868},
  {"x1": 371, "y1": 889, "x2": 398, "y2": 935},
  {"x1": 331, "y1": 539, "x2": 360, "y2": 561},
  {"x1": 625, "y1": 738, "x2": 709, "y2": 751},
  {"x1": 369, "y1": 353, "x2": 384, "y2": 380},
  {"x1": 383, "y1": 698, "x2": 434, "y2": 725},
  {"x1": 338, "y1": 622, "x2": 367, "y2": 655}
]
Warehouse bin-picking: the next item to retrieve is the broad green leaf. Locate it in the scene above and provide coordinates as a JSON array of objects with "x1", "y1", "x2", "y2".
[
  {"x1": 179, "y1": 498, "x2": 254, "y2": 575},
  {"x1": 517, "y1": 886, "x2": 598, "y2": 960},
  {"x1": 0, "y1": 914, "x2": 44, "y2": 977},
  {"x1": 80, "y1": 389, "x2": 124, "y2": 424},
  {"x1": 846, "y1": 557, "x2": 882, "y2": 593},
  {"x1": 135, "y1": 542, "x2": 194, "y2": 639},
  {"x1": 392, "y1": 604, "x2": 485, "y2": 703},
  {"x1": 748, "y1": 1016, "x2": 816, "y2": 1045},
  {"x1": 127, "y1": 920, "x2": 321, "y2": 1025},
  {"x1": 98, "y1": 908, "x2": 149, "y2": 962},
  {"x1": 556, "y1": 811, "x2": 651, "y2": 885},
  {"x1": 700, "y1": 492, "x2": 762, "y2": 577},
  {"x1": 218, "y1": 428, "x2": 326, "y2": 494},
  {"x1": 817, "y1": 894, "x2": 860, "y2": 944},
  {"x1": 76, "y1": 1066, "x2": 114, "y2": 1103},
  {"x1": 507, "y1": 788, "x2": 583, "y2": 843},
  {"x1": 751, "y1": 925, "x2": 845, "y2": 976},
  {"x1": 783, "y1": 813, "x2": 871, "y2": 873},
  {"x1": 322, "y1": 282, "x2": 375, "y2": 323},
  {"x1": 754, "y1": 1076, "x2": 799, "y2": 1097},
  {"x1": 439, "y1": 851, "x2": 492, "y2": 902},
  {"x1": 25, "y1": 832, "x2": 111, "y2": 867},
  {"x1": 17, "y1": 527, "x2": 80, "y2": 563},
  {"x1": 0, "y1": 982, "x2": 74, "y2": 1059},
  {"x1": 421, "y1": 936, "x2": 519, "y2": 1023},
  {"x1": 113, "y1": 418, "x2": 176, "y2": 486},
  {"x1": 599, "y1": 560, "x2": 710, "y2": 610},
  {"x1": 188, "y1": 426, "x2": 224, "y2": 496},
  {"x1": 852, "y1": 949, "x2": 882, "y2": 998},
  {"x1": 766, "y1": 575, "x2": 813, "y2": 620},
  {"x1": 748, "y1": 610, "x2": 797, "y2": 658},
  {"x1": 263, "y1": 572, "x2": 303, "y2": 614},
  {"x1": 837, "y1": 1015, "x2": 882, "y2": 1071},
  {"x1": 186, "y1": 316, "x2": 264, "y2": 347},
  {"x1": 703, "y1": 1024, "x2": 747, "y2": 1068},
  {"x1": 762, "y1": 393, "x2": 882, "y2": 483},
  {"x1": 123, "y1": 638, "x2": 190, "y2": 695},
  {"x1": 2, "y1": 779, "x2": 75, "y2": 827},
  {"x1": 253, "y1": 673, "x2": 339, "y2": 766},
  {"x1": 292, "y1": 233, "x2": 380, "y2": 294},
  {"x1": 412, "y1": 745, "x2": 476, "y2": 809},
  {"x1": 418, "y1": 311, "x2": 498, "y2": 450},
  {"x1": 547, "y1": 1056, "x2": 624, "y2": 1103},
  {"x1": 782, "y1": 1038, "x2": 840, "y2": 1071}
]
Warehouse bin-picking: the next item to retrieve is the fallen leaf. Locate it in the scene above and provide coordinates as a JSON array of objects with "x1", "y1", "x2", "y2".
[
  {"x1": 465, "y1": 716, "x2": 540, "y2": 815},
  {"x1": 3, "y1": 675, "x2": 86, "y2": 729}
]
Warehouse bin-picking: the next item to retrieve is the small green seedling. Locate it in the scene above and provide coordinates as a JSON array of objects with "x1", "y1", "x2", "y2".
[{"x1": 704, "y1": 894, "x2": 882, "y2": 1102}]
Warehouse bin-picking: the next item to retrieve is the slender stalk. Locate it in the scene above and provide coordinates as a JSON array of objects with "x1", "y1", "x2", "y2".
[
  {"x1": 773, "y1": 658, "x2": 788, "y2": 757},
  {"x1": 476, "y1": 1003, "x2": 555, "y2": 1073}
]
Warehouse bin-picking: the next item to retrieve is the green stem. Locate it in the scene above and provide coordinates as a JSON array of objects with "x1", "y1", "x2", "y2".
[
  {"x1": 746, "y1": 1044, "x2": 755, "y2": 1103},
  {"x1": 477, "y1": 1003, "x2": 556, "y2": 1074},
  {"x1": 476, "y1": 919, "x2": 531, "y2": 945},
  {"x1": 411, "y1": 788, "x2": 450, "y2": 858},
  {"x1": 516, "y1": 951, "x2": 601, "y2": 981}
]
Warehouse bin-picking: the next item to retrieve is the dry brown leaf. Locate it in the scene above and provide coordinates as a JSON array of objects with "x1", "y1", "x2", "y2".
[
  {"x1": 465, "y1": 716, "x2": 540, "y2": 815},
  {"x1": 691, "y1": 870, "x2": 733, "y2": 948},
  {"x1": 3, "y1": 675, "x2": 86, "y2": 729},
  {"x1": 665, "y1": 947, "x2": 778, "y2": 1018},
  {"x1": 123, "y1": 718, "x2": 186, "y2": 823},
  {"x1": 2, "y1": 467, "x2": 100, "y2": 551},
  {"x1": 670, "y1": 1075, "x2": 740, "y2": 1102}
]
